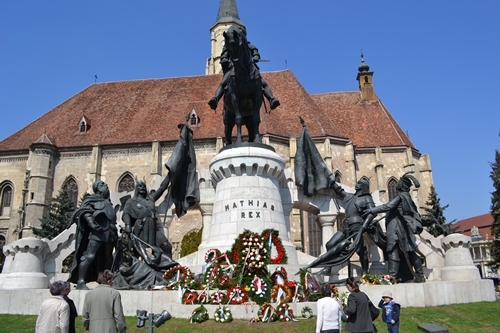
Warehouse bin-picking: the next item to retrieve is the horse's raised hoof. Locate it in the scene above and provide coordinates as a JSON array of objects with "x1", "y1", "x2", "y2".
[
  {"x1": 270, "y1": 98, "x2": 280, "y2": 110},
  {"x1": 208, "y1": 98, "x2": 218, "y2": 110}
]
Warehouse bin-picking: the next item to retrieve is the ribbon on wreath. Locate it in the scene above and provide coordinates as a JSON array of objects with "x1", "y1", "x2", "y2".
[
  {"x1": 292, "y1": 285, "x2": 299, "y2": 303},
  {"x1": 240, "y1": 249, "x2": 251, "y2": 277},
  {"x1": 198, "y1": 286, "x2": 209, "y2": 303}
]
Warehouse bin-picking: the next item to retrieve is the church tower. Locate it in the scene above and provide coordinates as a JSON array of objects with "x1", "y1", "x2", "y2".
[
  {"x1": 206, "y1": 0, "x2": 245, "y2": 75},
  {"x1": 356, "y1": 53, "x2": 375, "y2": 100}
]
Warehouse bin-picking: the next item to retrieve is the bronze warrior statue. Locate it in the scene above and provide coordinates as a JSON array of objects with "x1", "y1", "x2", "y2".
[
  {"x1": 122, "y1": 176, "x2": 173, "y2": 259},
  {"x1": 363, "y1": 173, "x2": 426, "y2": 283},
  {"x1": 305, "y1": 178, "x2": 376, "y2": 275},
  {"x1": 68, "y1": 180, "x2": 118, "y2": 290}
]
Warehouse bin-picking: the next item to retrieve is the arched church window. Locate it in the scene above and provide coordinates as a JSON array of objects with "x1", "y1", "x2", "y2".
[
  {"x1": 307, "y1": 213, "x2": 322, "y2": 257},
  {"x1": 80, "y1": 122, "x2": 86, "y2": 132},
  {"x1": 364, "y1": 76, "x2": 369, "y2": 83},
  {"x1": 334, "y1": 171, "x2": 342, "y2": 183},
  {"x1": 0, "y1": 184, "x2": 13, "y2": 216},
  {"x1": 388, "y1": 178, "x2": 398, "y2": 200},
  {"x1": 63, "y1": 178, "x2": 78, "y2": 208},
  {"x1": 118, "y1": 174, "x2": 135, "y2": 193}
]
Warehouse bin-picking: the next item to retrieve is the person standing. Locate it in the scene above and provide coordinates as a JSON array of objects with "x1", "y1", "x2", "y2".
[
  {"x1": 61, "y1": 282, "x2": 77, "y2": 333},
  {"x1": 35, "y1": 280, "x2": 70, "y2": 333},
  {"x1": 344, "y1": 277, "x2": 375, "y2": 333},
  {"x1": 315, "y1": 284, "x2": 344, "y2": 333},
  {"x1": 82, "y1": 270, "x2": 126, "y2": 333},
  {"x1": 378, "y1": 291, "x2": 400, "y2": 333}
]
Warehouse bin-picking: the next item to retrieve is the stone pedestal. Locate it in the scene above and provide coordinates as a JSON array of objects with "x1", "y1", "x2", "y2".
[
  {"x1": 440, "y1": 233, "x2": 481, "y2": 281},
  {"x1": 197, "y1": 144, "x2": 298, "y2": 265},
  {"x1": 1, "y1": 238, "x2": 49, "y2": 289}
]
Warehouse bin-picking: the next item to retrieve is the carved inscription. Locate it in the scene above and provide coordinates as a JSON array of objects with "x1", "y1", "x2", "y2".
[{"x1": 224, "y1": 199, "x2": 275, "y2": 219}]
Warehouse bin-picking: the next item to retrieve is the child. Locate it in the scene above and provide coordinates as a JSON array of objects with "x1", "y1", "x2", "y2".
[{"x1": 378, "y1": 291, "x2": 400, "y2": 333}]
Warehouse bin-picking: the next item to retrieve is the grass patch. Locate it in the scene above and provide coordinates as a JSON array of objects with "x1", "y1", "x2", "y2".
[{"x1": 2, "y1": 299, "x2": 499, "y2": 333}]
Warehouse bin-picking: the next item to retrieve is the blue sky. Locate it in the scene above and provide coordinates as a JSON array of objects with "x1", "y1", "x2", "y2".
[{"x1": 1, "y1": 1, "x2": 499, "y2": 222}]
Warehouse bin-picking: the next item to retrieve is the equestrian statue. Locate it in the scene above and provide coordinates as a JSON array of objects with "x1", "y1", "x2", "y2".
[{"x1": 208, "y1": 25, "x2": 279, "y2": 145}]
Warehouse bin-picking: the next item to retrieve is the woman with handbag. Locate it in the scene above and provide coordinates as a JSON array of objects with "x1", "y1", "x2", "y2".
[
  {"x1": 315, "y1": 284, "x2": 345, "y2": 333},
  {"x1": 344, "y1": 277, "x2": 377, "y2": 333}
]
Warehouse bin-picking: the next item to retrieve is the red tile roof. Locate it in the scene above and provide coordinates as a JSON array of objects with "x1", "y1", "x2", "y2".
[
  {"x1": 311, "y1": 92, "x2": 414, "y2": 148},
  {"x1": 0, "y1": 70, "x2": 414, "y2": 152},
  {"x1": 455, "y1": 213, "x2": 494, "y2": 238}
]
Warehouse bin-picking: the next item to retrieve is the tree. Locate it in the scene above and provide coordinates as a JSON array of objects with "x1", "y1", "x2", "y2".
[
  {"x1": 489, "y1": 149, "x2": 500, "y2": 263},
  {"x1": 422, "y1": 185, "x2": 458, "y2": 237},
  {"x1": 180, "y1": 228, "x2": 202, "y2": 257},
  {"x1": 32, "y1": 189, "x2": 75, "y2": 240}
]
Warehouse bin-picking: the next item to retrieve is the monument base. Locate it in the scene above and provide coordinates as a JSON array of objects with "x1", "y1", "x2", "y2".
[{"x1": 0, "y1": 279, "x2": 495, "y2": 317}]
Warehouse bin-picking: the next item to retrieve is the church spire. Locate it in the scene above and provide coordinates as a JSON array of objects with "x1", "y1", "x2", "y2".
[
  {"x1": 214, "y1": 0, "x2": 244, "y2": 28},
  {"x1": 206, "y1": 0, "x2": 246, "y2": 75}
]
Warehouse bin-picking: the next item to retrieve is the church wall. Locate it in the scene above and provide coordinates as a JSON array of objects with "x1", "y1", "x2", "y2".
[
  {"x1": 0, "y1": 155, "x2": 29, "y2": 243},
  {"x1": 100, "y1": 147, "x2": 153, "y2": 190},
  {"x1": 53, "y1": 151, "x2": 93, "y2": 197},
  {"x1": 417, "y1": 153, "x2": 433, "y2": 209},
  {"x1": 330, "y1": 144, "x2": 348, "y2": 178},
  {"x1": 353, "y1": 151, "x2": 379, "y2": 186}
]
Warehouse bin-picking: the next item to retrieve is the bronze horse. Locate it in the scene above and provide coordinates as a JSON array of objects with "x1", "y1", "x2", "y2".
[{"x1": 221, "y1": 26, "x2": 263, "y2": 145}]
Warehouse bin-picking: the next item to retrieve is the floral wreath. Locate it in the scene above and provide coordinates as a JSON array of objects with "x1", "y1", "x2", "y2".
[
  {"x1": 230, "y1": 230, "x2": 268, "y2": 271},
  {"x1": 271, "y1": 266, "x2": 288, "y2": 284},
  {"x1": 190, "y1": 305, "x2": 209, "y2": 323},
  {"x1": 163, "y1": 265, "x2": 193, "y2": 290},
  {"x1": 291, "y1": 283, "x2": 305, "y2": 303},
  {"x1": 213, "y1": 306, "x2": 233, "y2": 323},
  {"x1": 250, "y1": 275, "x2": 268, "y2": 299},
  {"x1": 258, "y1": 302, "x2": 277, "y2": 322},
  {"x1": 227, "y1": 285, "x2": 247, "y2": 305},
  {"x1": 271, "y1": 284, "x2": 293, "y2": 303},
  {"x1": 218, "y1": 273, "x2": 231, "y2": 287},
  {"x1": 276, "y1": 303, "x2": 294, "y2": 322},
  {"x1": 299, "y1": 269, "x2": 321, "y2": 301},
  {"x1": 197, "y1": 288, "x2": 210, "y2": 304},
  {"x1": 183, "y1": 290, "x2": 198, "y2": 304},
  {"x1": 301, "y1": 306, "x2": 314, "y2": 318},
  {"x1": 261, "y1": 229, "x2": 288, "y2": 264},
  {"x1": 204, "y1": 262, "x2": 222, "y2": 286},
  {"x1": 241, "y1": 233, "x2": 267, "y2": 273},
  {"x1": 210, "y1": 290, "x2": 228, "y2": 305},
  {"x1": 204, "y1": 248, "x2": 222, "y2": 264}
]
